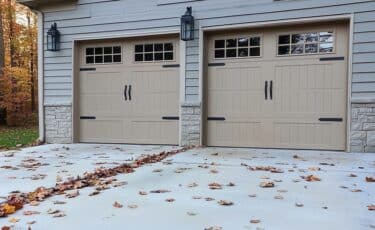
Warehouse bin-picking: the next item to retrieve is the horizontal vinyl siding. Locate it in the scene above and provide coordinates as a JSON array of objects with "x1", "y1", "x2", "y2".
[{"x1": 41, "y1": 0, "x2": 375, "y2": 105}]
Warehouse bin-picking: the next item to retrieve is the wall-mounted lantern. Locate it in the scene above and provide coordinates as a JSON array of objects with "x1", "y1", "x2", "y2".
[
  {"x1": 47, "y1": 23, "x2": 60, "y2": 51},
  {"x1": 180, "y1": 7, "x2": 194, "y2": 41}
]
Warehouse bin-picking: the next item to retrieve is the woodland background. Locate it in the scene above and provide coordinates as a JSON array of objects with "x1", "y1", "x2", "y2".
[{"x1": 0, "y1": 0, "x2": 38, "y2": 126}]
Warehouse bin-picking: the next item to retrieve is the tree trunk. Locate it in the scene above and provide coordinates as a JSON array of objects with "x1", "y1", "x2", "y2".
[
  {"x1": 0, "y1": 0, "x2": 4, "y2": 76},
  {"x1": 7, "y1": 0, "x2": 15, "y2": 67},
  {"x1": 27, "y1": 12, "x2": 35, "y2": 112}
]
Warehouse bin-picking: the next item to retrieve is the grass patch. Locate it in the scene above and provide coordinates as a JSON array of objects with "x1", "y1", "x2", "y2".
[{"x1": 0, "y1": 126, "x2": 38, "y2": 148}]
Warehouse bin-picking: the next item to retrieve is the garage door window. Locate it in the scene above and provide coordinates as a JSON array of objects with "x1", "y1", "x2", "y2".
[
  {"x1": 214, "y1": 36, "x2": 261, "y2": 59},
  {"x1": 134, "y1": 43, "x2": 174, "y2": 62},
  {"x1": 278, "y1": 31, "x2": 334, "y2": 56},
  {"x1": 86, "y1": 46, "x2": 122, "y2": 64}
]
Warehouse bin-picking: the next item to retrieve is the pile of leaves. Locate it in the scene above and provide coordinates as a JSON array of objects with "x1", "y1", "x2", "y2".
[
  {"x1": 241, "y1": 164, "x2": 284, "y2": 173},
  {"x1": 0, "y1": 146, "x2": 193, "y2": 217}
]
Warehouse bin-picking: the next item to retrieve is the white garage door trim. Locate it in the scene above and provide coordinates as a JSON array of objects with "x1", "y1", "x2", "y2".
[
  {"x1": 200, "y1": 15, "x2": 353, "y2": 151},
  {"x1": 71, "y1": 30, "x2": 184, "y2": 144}
]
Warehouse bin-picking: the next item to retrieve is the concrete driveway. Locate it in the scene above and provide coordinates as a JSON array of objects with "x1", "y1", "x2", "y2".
[{"x1": 0, "y1": 144, "x2": 374, "y2": 230}]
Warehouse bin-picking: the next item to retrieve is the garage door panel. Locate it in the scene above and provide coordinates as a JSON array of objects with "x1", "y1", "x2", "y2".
[
  {"x1": 207, "y1": 121, "x2": 265, "y2": 147},
  {"x1": 78, "y1": 36, "x2": 180, "y2": 145},
  {"x1": 208, "y1": 66, "x2": 264, "y2": 117},
  {"x1": 79, "y1": 120, "x2": 124, "y2": 143},
  {"x1": 273, "y1": 121, "x2": 345, "y2": 150},
  {"x1": 129, "y1": 121, "x2": 178, "y2": 145},
  {"x1": 131, "y1": 69, "x2": 179, "y2": 117},
  {"x1": 206, "y1": 22, "x2": 348, "y2": 150}
]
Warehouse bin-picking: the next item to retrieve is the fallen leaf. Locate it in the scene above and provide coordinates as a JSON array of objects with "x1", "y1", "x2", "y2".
[
  {"x1": 260, "y1": 181, "x2": 274, "y2": 188},
  {"x1": 65, "y1": 190, "x2": 79, "y2": 198},
  {"x1": 113, "y1": 201, "x2": 123, "y2": 208},
  {"x1": 127, "y1": 204, "x2": 138, "y2": 209},
  {"x1": 277, "y1": 189, "x2": 288, "y2": 193},
  {"x1": 248, "y1": 194, "x2": 257, "y2": 198},
  {"x1": 366, "y1": 177, "x2": 375, "y2": 182},
  {"x1": 165, "y1": 198, "x2": 175, "y2": 202},
  {"x1": 204, "y1": 227, "x2": 222, "y2": 230},
  {"x1": 1, "y1": 204, "x2": 16, "y2": 215},
  {"x1": 295, "y1": 203, "x2": 304, "y2": 207},
  {"x1": 139, "y1": 191, "x2": 148, "y2": 195},
  {"x1": 351, "y1": 189, "x2": 362, "y2": 192},
  {"x1": 227, "y1": 182, "x2": 235, "y2": 187},
  {"x1": 303, "y1": 175, "x2": 321, "y2": 182},
  {"x1": 8, "y1": 217, "x2": 19, "y2": 223},
  {"x1": 368, "y1": 205, "x2": 375, "y2": 211},
  {"x1": 205, "y1": 197, "x2": 215, "y2": 201},
  {"x1": 23, "y1": 211, "x2": 40, "y2": 216},
  {"x1": 47, "y1": 209, "x2": 61, "y2": 215},
  {"x1": 308, "y1": 167, "x2": 321, "y2": 171},
  {"x1": 192, "y1": 196, "x2": 202, "y2": 200},
  {"x1": 187, "y1": 183, "x2": 198, "y2": 188},
  {"x1": 150, "y1": 189, "x2": 170, "y2": 193},
  {"x1": 348, "y1": 174, "x2": 357, "y2": 177},
  {"x1": 53, "y1": 201, "x2": 66, "y2": 205},
  {"x1": 27, "y1": 221, "x2": 36, "y2": 225},
  {"x1": 29, "y1": 201, "x2": 40, "y2": 206},
  {"x1": 217, "y1": 200, "x2": 233, "y2": 206},
  {"x1": 274, "y1": 195, "x2": 284, "y2": 200},
  {"x1": 187, "y1": 211, "x2": 197, "y2": 216},
  {"x1": 208, "y1": 182, "x2": 222, "y2": 190},
  {"x1": 53, "y1": 212, "x2": 66, "y2": 218},
  {"x1": 210, "y1": 169, "x2": 219, "y2": 174},
  {"x1": 152, "y1": 169, "x2": 163, "y2": 173},
  {"x1": 250, "y1": 219, "x2": 261, "y2": 224},
  {"x1": 88, "y1": 190, "x2": 100, "y2": 196}
]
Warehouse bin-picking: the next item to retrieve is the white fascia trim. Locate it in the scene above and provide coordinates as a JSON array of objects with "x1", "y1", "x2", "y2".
[
  {"x1": 71, "y1": 29, "x2": 180, "y2": 42},
  {"x1": 346, "y1": 14, "x2": 354, "y2": 152},
  {"x1": 36, "y1": 10, "x2": 45, "y2": 142},
  {"x1": 201, "y1": 14, "x2": 352, "y2": 31}
]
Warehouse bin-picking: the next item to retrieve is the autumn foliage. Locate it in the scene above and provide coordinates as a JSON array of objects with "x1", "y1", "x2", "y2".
[{"x1": 0, "y1": 0, "x2": 38, "y2": 126}]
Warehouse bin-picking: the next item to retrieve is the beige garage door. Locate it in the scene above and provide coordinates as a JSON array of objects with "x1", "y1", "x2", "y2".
[
  {"x1": 206, "y1": 22, "x2": 348, "y2": 150},
  {"x1": 78, "y1": 36, "x2": 180, "y2": 145}
]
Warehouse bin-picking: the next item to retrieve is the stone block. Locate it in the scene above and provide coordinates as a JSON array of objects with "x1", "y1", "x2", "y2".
[{"x1": 367, "y1": 131, "x2": 375, "y2": 146}]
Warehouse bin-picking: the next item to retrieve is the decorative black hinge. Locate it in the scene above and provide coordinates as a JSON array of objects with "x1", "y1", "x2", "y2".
[
  {"x1": 162, "y1": 116, "x2": 179, "y2": 120},
  {"x1": 208, "y1": 63, "x2": 226, "y2": 67},
  {"x1": 80, "y1": 116, "x2": 96, "y2": 120},
  {"x1": 319, "y1": 118, "x2": 343, "y2": 122},
  {"x1": 207, "y1": 117, "x2": 226, "y2": 121},
  {"x1": 320, "y1": 57, "x2": 345, "y2": 61}
]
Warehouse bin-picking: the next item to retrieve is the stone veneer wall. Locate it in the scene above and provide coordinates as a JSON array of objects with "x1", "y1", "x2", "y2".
[
  {"x1": 45, "y1": 105, "x2": 73, "y2": 144},
  {"x1": 180, "y1": 102, "x2": 201, "y2": 146},
  {"x1": 351, "y1": 103, "x2": 375, "y2": 152}
]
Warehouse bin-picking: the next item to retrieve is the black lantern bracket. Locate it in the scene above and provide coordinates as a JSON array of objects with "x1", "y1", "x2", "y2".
[
  {"x1": 180, "y1": 6, "x2": 195, "y2": 41},
  {"x1": 47, "y1": 22, "x2": 61, "y2": 52}
]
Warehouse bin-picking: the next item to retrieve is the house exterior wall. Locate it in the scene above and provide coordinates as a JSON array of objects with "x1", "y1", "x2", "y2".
[{"x1": 32, "y1": 0, "x2": 375, "y2": 151}]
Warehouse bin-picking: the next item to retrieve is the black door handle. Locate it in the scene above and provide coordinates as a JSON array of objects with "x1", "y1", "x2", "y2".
[
  {"x1": 124, "y1": 85, "x2": 127, "y2": 101},
  {"x1": 265, "y1": 81, "x2": 268, "y2": 100},
  {"x1": 128, "y1": 85, "x2": 132, "y2": 101},
  {"x1": 270, "y1": 80, "x2": 273, "y2": 100}
]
